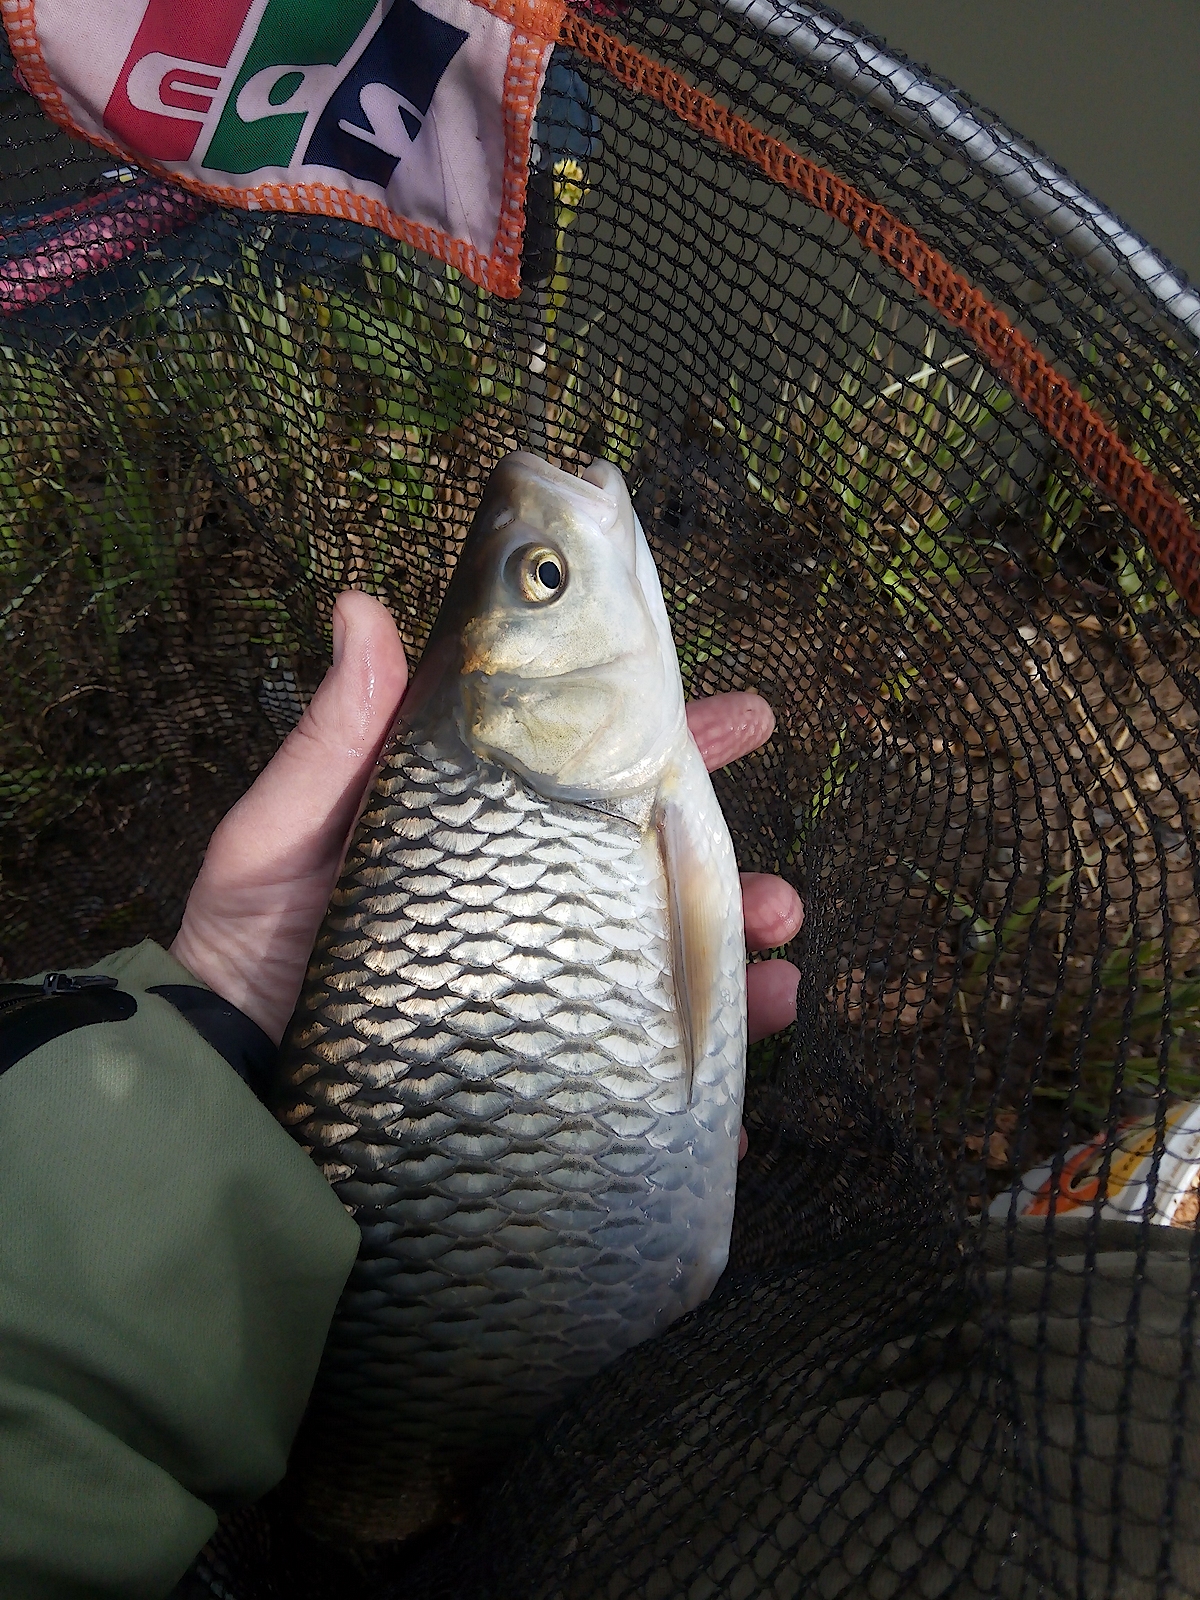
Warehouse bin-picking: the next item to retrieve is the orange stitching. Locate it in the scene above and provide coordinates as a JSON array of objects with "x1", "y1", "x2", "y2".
[
  {"x1": 558, "y1": 11, "x2": 1200, "y2": 616},
  {"x1": 1, "y1": 0, "x2": 565, "y2": 299},
  {"x1": 493, "y1": 26, "x2": 561, "y2": 292}
]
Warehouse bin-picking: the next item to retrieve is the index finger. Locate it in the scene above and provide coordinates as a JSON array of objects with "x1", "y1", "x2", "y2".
[{"x1": 686, "y1": 692, "x2": 776, "y2": 772}]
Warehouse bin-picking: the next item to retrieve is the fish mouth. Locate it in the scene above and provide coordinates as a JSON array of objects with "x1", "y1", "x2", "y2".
[
  {"x1": 458, "y1": 653, "x2": 626, "y2": 686},
  {"x1": 491, "y1": 450, "x2": 622, "y2": 526},
  {"x1": 459, "y1": 661, "x2": 627, "y2": 744}
]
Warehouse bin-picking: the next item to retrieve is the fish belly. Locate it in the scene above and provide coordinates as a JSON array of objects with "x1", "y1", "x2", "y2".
[{"x1": 276, "y1": 726, "x2": 742, "y2": 1532}]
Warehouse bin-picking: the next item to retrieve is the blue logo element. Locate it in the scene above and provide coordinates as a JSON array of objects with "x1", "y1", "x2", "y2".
[{"x1": 305, "y1": 0, "x2": 469, "y2": 190}]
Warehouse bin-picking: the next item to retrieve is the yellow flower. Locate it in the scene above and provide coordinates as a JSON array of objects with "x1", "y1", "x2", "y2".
[{"x1": 552, "y1": 158, "x2": 586, "y2": 229}]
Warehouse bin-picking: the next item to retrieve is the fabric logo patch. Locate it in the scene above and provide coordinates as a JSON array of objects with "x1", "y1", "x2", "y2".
[{"x1": 2, "y1": 0, "x2": 566, "y2": 296}]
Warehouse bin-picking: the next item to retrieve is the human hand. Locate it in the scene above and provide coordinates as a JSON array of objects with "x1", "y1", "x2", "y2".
[
  {"x1": 170, "y1": 591, "x2": 409, "y2": 1047},
  {"x1": 171, "y1": 592, "x2": 802, "y2": 1052}
]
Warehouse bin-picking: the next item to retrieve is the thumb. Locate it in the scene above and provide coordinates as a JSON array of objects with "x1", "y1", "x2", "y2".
[
  {"x1": 169, "y1": 592, "x2": 408, "y2": 1040},
  {"x1": 219, "y1": 589, "x2": 410, "y2": 882}
]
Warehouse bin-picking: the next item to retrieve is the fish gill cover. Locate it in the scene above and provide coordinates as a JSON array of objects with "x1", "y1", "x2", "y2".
[{"x1": 0, "y1": 0, "x2": 1199, "y2": 1596}]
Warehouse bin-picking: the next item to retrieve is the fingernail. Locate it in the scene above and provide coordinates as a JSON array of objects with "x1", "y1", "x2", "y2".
[{"x1": 331, "y1": 602, "x2": 346, "y2": 668}]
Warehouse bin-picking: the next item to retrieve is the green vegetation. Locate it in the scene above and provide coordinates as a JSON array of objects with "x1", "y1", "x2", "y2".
[
  {"x1": 127, "y1": 230, "x2": 514, "y2": 581},
  {"x1": 1033, "y1": 345, "x2": 1200, "y2": 614},
  {"x1": 0, "y1": 217, "x2": 522, "y2": 625},
  {"x1": 0, "y1": 338, "x2": 194, "y2": 639},
  {"x1": 714, "y1": 307, "x2": 1018, "y2": 629},
  {"x1": 1042, "y1": 930, "x2": 1200, "y2": 1120},
  {"x1": 0, "y1": 236, "x2": 514, "y2": 831},
  {"x1": 904, "y1": 863, "x2": 1200, "y2": 1127},
  {"x1": 537, "y1": 158, "x2": 642, "y2": 474}
]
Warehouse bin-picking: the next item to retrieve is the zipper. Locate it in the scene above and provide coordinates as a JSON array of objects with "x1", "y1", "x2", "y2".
[
  {"x1": 41, "y1": 973, "x2": 119, "y2": 995},
  {"x1": 0, "y1": 972, "x2": 136, "y2": 1078},
  {"x1": 0, "y1": 973, "x2": 119, "y2": 1016}
]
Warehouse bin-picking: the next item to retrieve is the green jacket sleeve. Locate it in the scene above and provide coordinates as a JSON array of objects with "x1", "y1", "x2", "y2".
[{"x1": 0, "y1": 940, "x2": 360, "y2": 1600}]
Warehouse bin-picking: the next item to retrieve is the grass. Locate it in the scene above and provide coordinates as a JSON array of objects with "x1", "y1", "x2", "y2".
[
  {"x1": 0, "y1": 210, "x2": 1034, "y2": 707},
  {"x1": 1032, "y1": 343, "x2": 1200, "y2": 614},
  {"x1": 535, "y1": 159, "x2": 642, "y2": 474},
  {"x1": 122, "y1": 230, "x2": 514, "y2": 587},
  {"x1": 645, "y1": 290, "x2": 1200, "y2": 1182},
  {"x1": 0, "y1": 338, "x2": 195, "y2": 632},
  {"x1": 1043, "y1": 932, "x2": 1200, "y2": 1121},
  {"x1": 708, "y1": 314, "x2": 1024, "y2": 859},
  {"x1": 712, "y1": 301, "x2": 1019, "y2": 631},
  {"x1": 698, "y1": 298, "x2": 1030, "y2": 866},
  {"x1": 900, "y1": 858, "x2": 1200, "y2": 1139}
]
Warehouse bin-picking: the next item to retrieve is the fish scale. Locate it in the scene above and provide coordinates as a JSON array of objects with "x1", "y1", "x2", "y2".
[{"x1": 277, "y1": 720, "x2": 742, "y2": 1520}]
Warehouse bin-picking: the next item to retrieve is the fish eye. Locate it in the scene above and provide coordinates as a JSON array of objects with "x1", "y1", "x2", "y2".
[{"x1": 512, "y1": 545, "x2": 567, "y2": 603}]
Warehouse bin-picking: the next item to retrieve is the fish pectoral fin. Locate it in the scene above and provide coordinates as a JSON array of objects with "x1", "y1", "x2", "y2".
[{"x1": 655, "y1": 750, "x2": 740, "y2": 1107}]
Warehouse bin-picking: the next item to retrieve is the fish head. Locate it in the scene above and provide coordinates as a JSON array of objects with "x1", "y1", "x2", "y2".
[{"x1": 439, "y1": 452, "x2": 686, "y2": 800}]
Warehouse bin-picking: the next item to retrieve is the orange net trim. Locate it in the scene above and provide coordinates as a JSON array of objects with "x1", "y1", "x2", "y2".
[{"x1": 558, "y1": 10, "x2": 1200, "y2": 615}]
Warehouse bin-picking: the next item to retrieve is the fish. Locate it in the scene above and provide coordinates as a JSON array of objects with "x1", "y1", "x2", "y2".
[{"x1": 273, "y1": 452, "x2": 747, "y2": 1543}]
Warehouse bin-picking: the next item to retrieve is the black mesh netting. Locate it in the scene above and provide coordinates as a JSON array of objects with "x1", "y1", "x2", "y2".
[{"x1": 2, "y1": 2, "x2": 1200, "y2": 1595}]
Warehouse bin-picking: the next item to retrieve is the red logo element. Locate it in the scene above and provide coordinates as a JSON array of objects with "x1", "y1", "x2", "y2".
[{"x1": 104, "y1": 0, "x2": 253, "y2": 162}]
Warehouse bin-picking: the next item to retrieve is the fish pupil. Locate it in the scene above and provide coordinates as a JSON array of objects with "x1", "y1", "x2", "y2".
[{"x1": 537, "y1": 560, "x2": 562, "y2": 590}]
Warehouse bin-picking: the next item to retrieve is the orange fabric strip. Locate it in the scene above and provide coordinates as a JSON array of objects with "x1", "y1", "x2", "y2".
[{"x1": 558, "y1": 10, "x2": 1200, "y2": 615}]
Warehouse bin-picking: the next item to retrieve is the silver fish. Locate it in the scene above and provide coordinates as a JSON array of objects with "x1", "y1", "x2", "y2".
[{"x1": 275, "y1": 453, "x2": 747, "y2": 1541}]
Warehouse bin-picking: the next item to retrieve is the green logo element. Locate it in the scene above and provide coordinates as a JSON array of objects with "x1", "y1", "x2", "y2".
[{"x1": 203, "y1": 0, "x2": 377, "y2": 174}]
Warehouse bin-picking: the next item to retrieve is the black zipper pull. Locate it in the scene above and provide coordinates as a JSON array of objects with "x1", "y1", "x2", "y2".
[
  {"x1": 42, "y1": 973, "x2": 120, "y2": 995},
  {"x1": 1, "y1": 975, "x2": 136, "y2": 1075}
]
